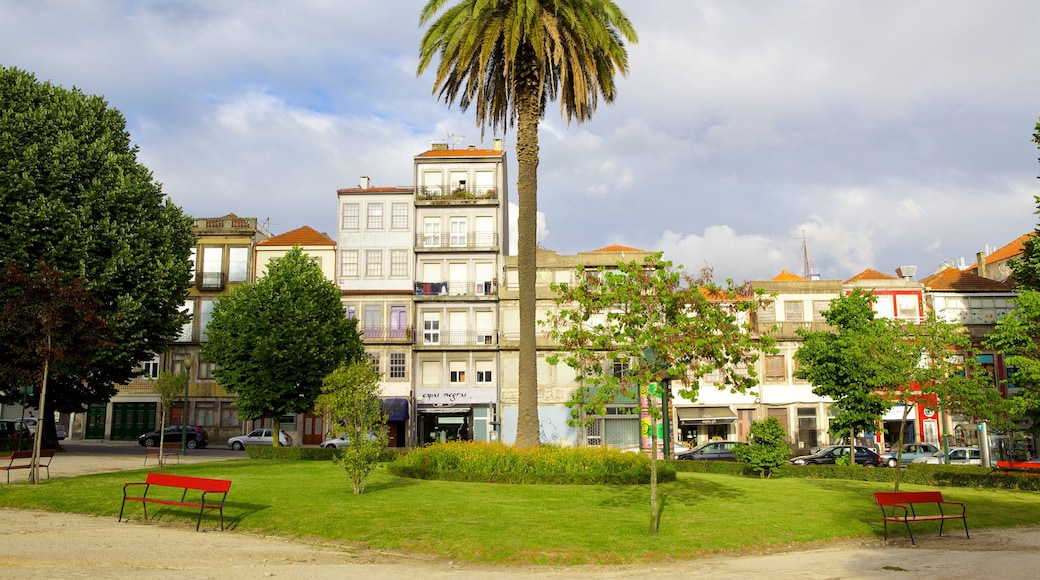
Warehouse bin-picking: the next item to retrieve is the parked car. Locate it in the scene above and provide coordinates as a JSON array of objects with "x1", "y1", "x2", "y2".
[
  {"x1": 20, "y1": 417, "x2": 37, "y2": 435},
  {"x1": 0, "y1": 419, "x2": 30, "y2": 439},
  {"x1": 880, "y1": 443, "x2": 940, "y2": 468},
  {"x1": 227, "y1": 429, "x2": 292, "y2": 450},
  {"x1": 677, "y1": 440, "x2": 748, "y2": 461},
  {"x1": 137, "y1": 425, "x2": 209, "y2": 449},
  {"x1": 790, "y1": 445, "x2": 882, "y2": 467},
  {"x1": 620, "y1": 442, "x2": 692, "y2": 456},
  {"x1": 911, "y1": 447, "x2": 981, "y2": 465},
  {"x1": 55, "y1": 423, "x2": 67, "y2": 440}
]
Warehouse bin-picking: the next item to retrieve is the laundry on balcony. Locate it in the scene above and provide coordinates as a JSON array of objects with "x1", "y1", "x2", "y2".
[{"x1": 414, "y1": 281, "x2": 449, "y2": 296}]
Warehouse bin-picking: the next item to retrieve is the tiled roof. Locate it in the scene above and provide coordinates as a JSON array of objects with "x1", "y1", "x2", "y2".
[
  {"x1": 922, "y1": 265, "x2": 1013, "y2": 292},
  {"x1": 590, "y1": 244, "x2": 645, "y2": 253},
  {"x1": 771, "y1": 269, "x2": 807, "y2": 281},
  {"x1": 415, "y1": 148, "x2": 505, "y2": 158},
  {"x1": 844, "y1": 268, "x2": 897, "y2": 283},
  {"x1": 255, "y1": 225, "x2": 335, "y2": 247},
  {"x1": 337, "y1": 186, "x2": 412, "y2": 194},
  {"x1": 964, "y1": 233, "x2": 1034, "y2": 273}
]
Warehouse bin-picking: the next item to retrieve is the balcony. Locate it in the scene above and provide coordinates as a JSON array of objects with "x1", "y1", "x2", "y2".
[
  {"x1": 415, "y1": 185, "x2": 498, "y2": 204},
  {"x1": 197, "y1": 271, "x2": 225, "y2": 290},
  {"x1": 414, "y1": 280, "x2": 497, "y2": 299},
  {"x1": 415, "y1": 232, "x2": 499, "y2": 252},
  {"x1": 753, "y1": 320, "x2": 833, "y2": 338},
  {"x1": 361, "y1": 326, "x2": 413, "y2": 342},
  {"x1": 416, "y1": 330, "x2": 498, "y2": 348}
]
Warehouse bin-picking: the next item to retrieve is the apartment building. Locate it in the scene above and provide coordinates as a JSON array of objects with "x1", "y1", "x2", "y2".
[{"x1": 94, "y1": 215, "x2": 270, "y2": 442}]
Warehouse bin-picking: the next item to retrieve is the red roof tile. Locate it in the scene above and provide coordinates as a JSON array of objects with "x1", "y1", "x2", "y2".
[
  {"x1": 415, "y1": 148, "x2": 505, "y2": 158},
  {"x1": 844, "y1": 268, "x2": 897, "y2": 283},
  {"x1": 337, "y1": 186, "x2": 413, "y2": 194},
  {"x1": 255, "y1": 225, "x2": 335, "y2": 247},
  {"x1": 590, "y1": 244, "x2": 645, "y2": 253},
  {"x1": 921, "y1": 265, "x2": 1013, "y2": 292},
  {"x1": 964, "y1": 233, "x2": 1034, "y2": 273}
]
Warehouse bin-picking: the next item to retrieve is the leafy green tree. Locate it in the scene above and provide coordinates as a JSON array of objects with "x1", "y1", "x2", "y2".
[
  {"x1": 0, "y1": 66, "x2": 195, "y2": 441},
  {"x1": 795, "y1": 291, "x2": 893, "y2": 463},
  {"x1": 202, "y1": 247, "x2": 364, "y2": 445},
  {"x1": 1008, "y1": 119, "x2": 1040, "y2": 289},
  {"x1": 0, "y1": 261, "x2": 112, "y2": 481},
  {"x1": 546, "y1": 252, "x2": 771, "y2": 535},
  {"x1": 734, "y1": 417, "x2": 790, "y2": 478},
  {"x1": 418, "y1": 0, "x2": 638, "y2": 448},
  {"x1": 315, "y1": 362, "x2": 389, "y2": 495},
  {"x1": 986, "y1": 290, "x2": 1040, "y2": 414}
]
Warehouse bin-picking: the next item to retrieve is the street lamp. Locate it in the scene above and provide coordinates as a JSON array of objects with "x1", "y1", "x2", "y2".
[{"x1": 181, "y1": 356, "x2": 193, "y2": 456}]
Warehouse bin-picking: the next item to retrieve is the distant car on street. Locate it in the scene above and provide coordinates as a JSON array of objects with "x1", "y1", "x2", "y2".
[
  {"x1": 790, "y1": 445, "x2": 882, "y2": 467},
  {"x1": 228, "y1": 429, "x2": 292, "y2": 450},
  {"x1": 0, "y1": 419, "x2": 30, "y2": 439},
  {"x1": 137, "y1": 425, "x2": 209, "y2": 449},
  {"x1": 911, "y1": 447, "x2": 981, "y2": 465},
  {"x1": 880, "y1": 443, "x2": 940, "y2": 468},
  {"x1": 677, "y1": 440, "x2": 748, "y2": 461}
]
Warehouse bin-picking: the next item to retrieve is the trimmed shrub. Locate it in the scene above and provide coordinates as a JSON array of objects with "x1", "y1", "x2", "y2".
[
  {"x1": 387, "y1": 441, "x2": 675, "y2": 485},
  {"x1": 245, "y1": 445, "x2": 405, "y2": 462}
]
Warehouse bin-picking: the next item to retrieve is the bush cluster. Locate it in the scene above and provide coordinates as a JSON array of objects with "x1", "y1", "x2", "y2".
[
  {"x1": 387, "y1": 441, "x2": 675, "y2": 485},
  {"x1": 245, "y1": 445, "x2": 405, "y2": 463}
]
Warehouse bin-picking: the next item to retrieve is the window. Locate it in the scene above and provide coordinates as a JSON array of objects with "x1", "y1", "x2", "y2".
[
  {"x1": 197, "y1": 358, "x2": 215, "y2": 380},
  {"x1": 188, "y1": 248, "x2": 197, "y2": 283},
  {"x1": 178, "y1": 301, "x2": 194, "y2": 342},
  {"x1": 365, "y1": 250, "x2": 382, "y2": 277},
  {"x1": 449, "y1": 361, "x2": 466, "y2": 384},
  {"x1": 344, "y1": 304, "x2": 357, "y2": 319},
  {"x1": 367, "y1": 203, "x2": 383, "y2": 229},
  {"x1": 340, "y1": 250, "x2": 359, "y2": 277},
  {"x1": 367, "y1": 353, "x2": 381, "y2": 377},
  {"x1": 201, "y1": 246, "x2": 223, "y2": 288},
  {"x1": 784, "y1": 301, "x2": 804, "y2": 322},
  {"x1": 364, "y1": 305, "x2": 382, "y2": 339},
  {"x1": 757, "y1": 302, "x2": 776, "y2": 325},
  {"x1": 389, "y1": 305, "x2": 407, "y2": 339},
  {"x1": 449, "y1": 217, "x2": 467, "y2": 247},
  {"x1": 228, "y1": 247, "x2": 249, "y2": 282},
  {"x1": 199, "y1": 299, "x2": 216, "y2": 342},
  {"x1": 423, "y1": 314, "x2": 440, "y2": 344},
  {"x1": 476, "y1": 361, "x2": 493, "y2": 384},
  {"x1": 812, "y1": 301, "x2": 830, "y2": 321},
  {"x1": 341, "y1": 203, "x2": 359, "y2": 229},
  {"x1": 391, "y1": 202, "x2": 409, "y2": 229},
  {"x1": 423, "y1": 218, "x2": 441, "y2": 247},
  {"x1": 390, "y1": 250, "x2": 408, "y2": 277},
  {"x1": 141, "y1": 354, "x2": 160, "y2": 380},
  {"x1": 896, "y1": 294, "x2": 920, "y2": 321},
  {"x1": 764, "y1": 355, "x2": 785, "y2": 383},
  {"x1": 389, "y1": 352, "x2": 406, "y2": 379},
  {"x1": 797, "y1": 407, "x2": 818, "y2": 449},
  {"x1": 612, "y1": 359, "x2": 630, "y2": 381},
  {"x1": 195, "y1": 402, "x2": 216, "y2": 427},
  {"x1": 220, "y1": 402, "x2": 240, "y2": 428}
]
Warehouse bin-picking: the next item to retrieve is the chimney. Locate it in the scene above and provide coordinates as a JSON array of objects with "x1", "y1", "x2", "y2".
[
  {"x1": 468, "y1": 144, "x2": 476, "y2": 150},
  {"x1": 895, "y1": 265, "x2": 917, "y2": 281},
  {"x1": 359, "y1": 176, "x2": 370, "y2": 189},
  {"x1": 493, "y1": 138, "x2": 503, "y2": 151},
  {"x1": 431, "y1": 143, "x2": 449, "y2": 151},
  {"x1": 976, "y1": 252, "x2": 987, "y2": 279}
]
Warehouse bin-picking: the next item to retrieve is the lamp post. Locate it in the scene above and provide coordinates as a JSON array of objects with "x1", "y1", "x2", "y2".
[{"x1": 181, "y1": 356, "x2": 193, "y2": 456}]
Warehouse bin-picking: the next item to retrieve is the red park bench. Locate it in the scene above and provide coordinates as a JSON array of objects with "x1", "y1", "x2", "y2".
[
  {"x1": 119, "y1": 472, "x2": 232, "y2": 531},
  {"x1": 0, "y1": 449, "x2": 55, "y2": 483},
  {"x1": 874, "y1": 491, "x2": 969, "y2": 545}
]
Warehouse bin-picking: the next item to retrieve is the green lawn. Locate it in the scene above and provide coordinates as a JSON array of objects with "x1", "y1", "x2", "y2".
[{"x1": 2, "y1": 459, "x2": 1038, "y2": 565}]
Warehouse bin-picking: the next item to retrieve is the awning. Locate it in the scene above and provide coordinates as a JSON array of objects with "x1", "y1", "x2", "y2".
[
  {"x1": 676, "y1": 406, "x2": 737, "y2": 425},
  {"x1": 381, "y1": 398, "x2": 409, "y2": 422}
]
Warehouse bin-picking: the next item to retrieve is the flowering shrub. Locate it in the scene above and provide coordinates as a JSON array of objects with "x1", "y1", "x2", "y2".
[{"x1": 387, "y1": 441, "x2": 676, "y2": 485}]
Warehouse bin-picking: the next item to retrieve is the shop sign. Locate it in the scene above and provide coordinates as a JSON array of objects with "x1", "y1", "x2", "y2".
[{"x1": 417, "y1": 387, "x2": 496, "y2": 405}]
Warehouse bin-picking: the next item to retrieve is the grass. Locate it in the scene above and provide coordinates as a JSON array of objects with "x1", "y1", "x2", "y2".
[{"x1": 3, "y1": 458, "x2": 1040, "y2": 565}]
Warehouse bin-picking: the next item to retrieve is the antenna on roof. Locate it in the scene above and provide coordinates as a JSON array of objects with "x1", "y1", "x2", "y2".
[{"x1": 448, "y1": 133, "x2": 465, "y2": 149}]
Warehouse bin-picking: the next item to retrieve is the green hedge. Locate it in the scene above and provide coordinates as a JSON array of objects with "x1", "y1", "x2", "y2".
[
  {"x1": 245, "y1": 445, "x2": 406, "y2": 463},
  {"x1": 388, "y1": 441, "x2": 675, "y2": 485},
  {"x1": 774, "y1": 462, "x2": 1040, "y2": 491}
]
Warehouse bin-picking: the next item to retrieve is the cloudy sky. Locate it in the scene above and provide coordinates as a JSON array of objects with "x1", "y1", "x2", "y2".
[{"x1": 2, "y1": 1, "x2": 1038, "y2": 282}]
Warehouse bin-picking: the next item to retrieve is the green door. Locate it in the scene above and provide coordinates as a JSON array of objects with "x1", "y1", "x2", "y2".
[
  {"x1": 85, "y1": 404, "x2": 107, "y2": 440},
  {"x1": 111, "y1": 402, "x2": 157, "y2": 441}
]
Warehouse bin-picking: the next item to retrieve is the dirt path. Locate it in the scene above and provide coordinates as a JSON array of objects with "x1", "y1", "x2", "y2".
[{"x1": 3, "y1": 508, "x2": 1040, "y2": 579}]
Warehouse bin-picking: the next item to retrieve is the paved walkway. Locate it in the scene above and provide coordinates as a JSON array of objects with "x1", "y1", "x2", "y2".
[{"x1": 3, "y1": 441, "x2": 1040, "y2": 579}]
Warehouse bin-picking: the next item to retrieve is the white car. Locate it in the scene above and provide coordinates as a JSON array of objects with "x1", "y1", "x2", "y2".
[
  {"x1": 320, "y1": 434, "x2": 350, "y2": 448},
  {"x1": 911, "y1": 447, "x2": 981, "y2": 465},
  {"x1": 227, "y1": 429, "x2": 292, "y2": 450}
]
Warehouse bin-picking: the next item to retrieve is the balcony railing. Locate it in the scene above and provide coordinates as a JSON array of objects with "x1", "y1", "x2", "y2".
[
  {"x1": 361, "y1": 326, "x2": 413, "y2": 342},
  {"x1": 754, "y1": 321, "x2": 833, "y2": 337},
  {"x1": 414, "y1": 280, "x2": 497, "y2": 297},
  {"x1": 417, "y1": 331, "x2": 498, "y2": 347},
  {"x1": 415, "y1": 185, "x2": 498, "y2": 202},
  {"x1": 415, "y1": 232, "x2": 499, "y2": 251}
]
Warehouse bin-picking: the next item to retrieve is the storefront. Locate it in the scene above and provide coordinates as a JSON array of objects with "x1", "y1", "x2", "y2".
[
  {"x1": 676, "y1": 406, "x2": 737, "y2": 445},
  {"x1": 381, "y1": 398, "x2": 409, "y2": 447},
  {"x1": 415, "y1": 387, "x2": 495, "y2": 445}
]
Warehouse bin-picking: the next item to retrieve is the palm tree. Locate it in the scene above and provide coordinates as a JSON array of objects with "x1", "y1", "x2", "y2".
[{"x1": 418, "y1": 0, "x2": 637, "y2": 448}]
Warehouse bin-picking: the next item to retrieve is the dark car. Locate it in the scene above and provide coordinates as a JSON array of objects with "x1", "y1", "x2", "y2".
[
  {"x1": 677, "y1": 440, "x2": 748, "y2": 461},
  {"x1": 138, "y1": 425, "x2": 209, "y2": 449},
  {"x1": 790, "y1": 445, "x2": 881, "y2": 467},
  {"x1": 0, "y1": 419, "x2": 31, "y2": 439}
]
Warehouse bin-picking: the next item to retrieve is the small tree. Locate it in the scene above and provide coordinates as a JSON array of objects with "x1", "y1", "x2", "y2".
[
  {"x1": 202, "y1": 247, "x2": 364, "y2": 445},
  {"x1": 315, "y1": 362, "x2": 389, "y2": 495},
  {"x1": 152, "y1": 369, "x2": 189, "y2": 467},
  {"x1": 734, "y1": 417, "x2": 790, "y2": 478}
]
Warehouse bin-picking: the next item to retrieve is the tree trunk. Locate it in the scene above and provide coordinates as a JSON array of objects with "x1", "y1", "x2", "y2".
[
  {"x1": 29, "y1": 335, "x2": 50, "y2": 485},
  {"x1": 272, "y1": 417, "x2": 281, "y2": 447},
  {"x1": 649, "y1": 404, "x2": 660, "y2": 536},
  {"x1": 513, "y1": 61, "x2": 541, "y2": 449}
]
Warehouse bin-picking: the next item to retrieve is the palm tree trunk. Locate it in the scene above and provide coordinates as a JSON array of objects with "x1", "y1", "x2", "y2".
[{"x1": 513, "y1": 61, "x2": 541, "y2": 448}]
